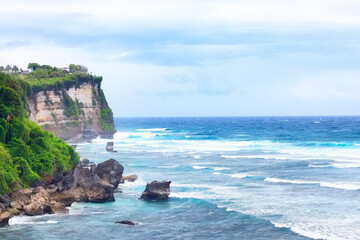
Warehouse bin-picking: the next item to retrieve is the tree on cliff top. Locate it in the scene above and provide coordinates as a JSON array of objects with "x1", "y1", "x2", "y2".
[
  {"x1": 28, "y1": 63, "x2": 40, "y2": 71},
  {"x1": 69, "y1": 64, "x2": 88, "y2": 73}
]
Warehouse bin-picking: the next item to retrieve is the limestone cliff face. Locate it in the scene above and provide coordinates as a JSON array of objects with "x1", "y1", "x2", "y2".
[{"x1": 27, "y1": 82, "x2": 115, "y2": 142}]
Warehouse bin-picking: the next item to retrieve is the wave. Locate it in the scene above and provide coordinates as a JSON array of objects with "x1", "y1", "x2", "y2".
[
  {"x1": 213, "y1": 167, "x2": 230, "y2": 171},
  {"x1": 192, "y1": 165, "x2": 230, "y2": 171},
  {"x1": 308, "y1": 164, "x2": 331, "y2": 168},
  {"x1": 192, "y1": 165, "x2": 207, "y2": 170},
  {"x1": 265, "y1": 177, "x2": 360, "y2": 190},
  {"x1": 9, "y1": 216, "x2": 58, "y2": 225},
  {"x1": 229, "y1": 173, "x2": 252, "y2": 179},
  {"x1": 135, "y1": 128, "x2": 168, "y2": 132}
]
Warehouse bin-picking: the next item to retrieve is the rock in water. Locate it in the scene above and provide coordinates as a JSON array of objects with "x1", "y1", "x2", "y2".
[
  {"x1": 140, "y1": 180, "x2": 171, "y2": 201},
  {"x1": 115, "y1": 220, "x2": 136, "y2": 225},
  {"x1": 106, "y1": 142, "x2": 114, "y2": 152},
  {"x1": 121, "y1": 174, "x2": 138, "y2": 183},
  {"x1": 95, "y1": 159, "x2": 124, "y2": 188},
  {"x1": 0, "y1": 211, "x2": 13, "y2": 227}
]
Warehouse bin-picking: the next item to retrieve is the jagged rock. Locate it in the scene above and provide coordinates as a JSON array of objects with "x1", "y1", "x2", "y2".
[
  {"x1": 43, "y1": 168, "x2": 64, "y2": 185},
  {"x1": 121, "y1": 174, "x2": 138, "y2": 183},
  {"x1": 23, "y1": 187, "x2": 51, "y2": 216},
  {"x1": 50, "y1": 193, "x2": 76, "y2": 207},
  {"x1": 80, "y1": 158, "x2": 96, "y2": 168},
  {"x1": 29, "y1": 179, "x2": 45, "y2": 188},
  {"x1": 6, "y1": 208, "x2": 20, "y2": 215},
  {"x1": 0, "y1": 211, "x2": 13, "y2": 227},
  {"x1": 10, "y1": 201, "x2": 22, "y2": 210},
  {"x1": 49, "y1": 201, "x2": 68, "y2": 214},
  {"x1": 0, "y1": 158, "x2": 124, "y2": 227},
  {"x1": 106, "y1": 142, "x2": 114, "y2": 152},
  {"x1": 140, "y1": 180, "x2": 171, "y2": 201},
  {"x1": 0, "y1": 194, "x2": 12, "y2": 208},
  {"x1": 95, "y1": 159, "x2": 124, "y2": 188},
  {"x1": 10, "y1": 189, "x2": 32, "y2": 210},
  {"x1": 81, "y1": 158, "x2": 91, "y2": 165},
  {"x1": 115, "y1": 220, "x2": 136, "y2": 225},
  {"x1": 52, "y1": 159, "x2": 124, "y2": 206}
]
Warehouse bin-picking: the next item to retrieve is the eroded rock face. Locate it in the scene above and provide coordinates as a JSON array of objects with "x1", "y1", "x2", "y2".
[
  {"x1": 95, "y1": 159, "x2": 124, "y2": 188},
  {"x1": 121, "y1": 174, "x2": 138, "y2": 183},
  {"x1": 27, "y1": 83, "x2": 115, "y2": 142},
  {"x1": 140, "y1": 180, "x2": 171, "y2": 201},
  {"x1": 0, "y1": 158, "x2": 125, "y2": 226},
  {"x1": 0, "y1": 211, "x2": 13, "y2": 227},
  {"x1": 1, "y1": 187, "x2": 68, "y2": 218}
]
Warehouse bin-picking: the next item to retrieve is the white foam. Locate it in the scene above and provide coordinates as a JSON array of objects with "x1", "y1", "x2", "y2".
[
  {"x1": 309, "y1": 164, "x2": 331, "y2": 168},
  {"x1": 192, "y1": 165, "x2": 207, "y2": 170},
  {"x1": 170, "y1": 191, "x2": 217, "y2": 200},
  {"x1": 229, "y1": 173, "x2": 252, "y2": 179},
  {"x1": 212, "y1": 172, "x2": 222, "y2": 175},
  {"x1": 265, "y1": 177, "x2": 360, "y2": 191},
  {"x1": 9, "y1": 216, "x2": 58, "y2": 225},
  {"x1": 213, "y1": 167, "x2": 230, "y2": 171},
  {"x1": 135, "y1": 128, "x2": 168, "y2": 132}
]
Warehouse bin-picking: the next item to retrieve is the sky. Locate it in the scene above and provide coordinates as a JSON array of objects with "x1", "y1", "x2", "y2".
[{"x1": 1, "y1": 0, "x2": 360, "y2": 117}]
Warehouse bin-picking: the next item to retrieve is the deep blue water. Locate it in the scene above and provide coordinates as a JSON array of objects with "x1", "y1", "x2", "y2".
[{"x1": 2, "y1": 117, "x2": 360, "y2": 240}]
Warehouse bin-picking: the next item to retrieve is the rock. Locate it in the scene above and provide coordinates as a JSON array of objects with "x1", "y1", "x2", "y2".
[
  {"x1": 6, "y1": 208, "x2": 20, "y2": 215},
  {"x1": 0, "y1": 211, "x2": 13, "y2": 227},
  {"x1": 80, "y1": 159, "x2": 96, "y2": 168},
  {"x1": 10, "y1": 189, "x2": 32, "y2": 210},
  {"x1": 29, "y1": 179, "x2": 45, "y2": 188},
  {"x1": 95, "y1": 159, "x2": 124, "y2": 188},
  {"x1": 59, "y1": 165, "x2": 116, "y2": 203},
  {"x1": 0, "y1": 158, "x2": 125, "y2": 227},
  {"x1": 115, "y1": 220, "x2": 136, "y2": 225},
  {"x1": 140, "y1": 180, "x2": 171, "y2": 201},
  {"x1": 106, "y1": 142, "x2": 114, "y2": 152},
  {"x1": 49, "y1": 201, "x2": 68, "y2": 214},
  {"x1": 23, "y1": 187, "x2": 51, "y2": 216},
  {"x1": 10, "y1": 201, "x2": 22, "y2": 210},
  {"x1": 121, "y1": 174, "x2": 138, "y2": 183},
  {"x1": 50, "y1": 193, "x2": 76, "y2": 207},
  {"x1": 0, "y1": 195, "x2": 13, "y2": 208}
]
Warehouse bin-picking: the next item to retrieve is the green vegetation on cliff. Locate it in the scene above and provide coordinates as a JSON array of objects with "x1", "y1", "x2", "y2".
[
  {"x1": 0, "y1": 72, "x2": 80, "y2": 194},
  {"x1": 1, "y1": 63, "x2": 116, "y2": 134}
]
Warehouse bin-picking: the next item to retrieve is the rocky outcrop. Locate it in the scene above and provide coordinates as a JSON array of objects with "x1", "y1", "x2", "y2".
[
  {"x1": 106, "y1": 142, "x2": 114, "y2": 151},
  {"x1": 1, "y1": 187, "x2": 68, "y2": 218},
  {"x1": 140, "y1": 180, "x2": 171, "y2": 201},
  {"x1": 27, "y1": 82, "x2": 115, "y2": 142},
  {"x1": 53, "y1": 158, "x2": 124, "y2": 203},
  {"x1": 115, "y1": 220, "x2": 136, "y2": 225},
  {"x1": 95, "y1": 159, "x2": 124, "y2": 187},
  {"x1": 121, "y1": 174, "x2": 138, "y2": 183},
  {"x1": 0, "y1": 211, "x2": 13, "y2": 227},
  {"x1": 0, "y1": 158, "x2": 124, "y2": 225}
]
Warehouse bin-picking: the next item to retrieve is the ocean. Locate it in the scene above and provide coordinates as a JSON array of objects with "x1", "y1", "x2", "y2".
[{"x1": 1, "y1": 117, "x2": 360, "y2": 240}]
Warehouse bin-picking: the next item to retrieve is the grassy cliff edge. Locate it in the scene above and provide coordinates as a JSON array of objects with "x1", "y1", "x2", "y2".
[{"x1": 0, "y1": 71, "x2": 83, "y2": 194}]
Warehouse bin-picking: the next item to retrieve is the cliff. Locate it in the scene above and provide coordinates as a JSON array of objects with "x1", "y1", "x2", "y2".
[{"x1": 27, "y1": 81, "x2": 115, "y2": 142}]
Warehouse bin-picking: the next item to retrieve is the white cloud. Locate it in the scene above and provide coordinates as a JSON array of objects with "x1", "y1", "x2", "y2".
[
  {"x1": 1, "y1": 0, "x2": 360, "y2": 30},
  {"x1": 1, "y1": 0, "x2": 360, "y2": 116}
]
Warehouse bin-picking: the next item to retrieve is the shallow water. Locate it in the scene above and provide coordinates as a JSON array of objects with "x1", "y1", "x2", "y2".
[{"x1": 2, "y1": 117, "x2": 360, "y2": 240}]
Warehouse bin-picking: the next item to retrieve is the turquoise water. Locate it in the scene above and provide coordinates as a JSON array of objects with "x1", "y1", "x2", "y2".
[{"x1": 2, "y1": 117, "x2": 360, "y2": 240}]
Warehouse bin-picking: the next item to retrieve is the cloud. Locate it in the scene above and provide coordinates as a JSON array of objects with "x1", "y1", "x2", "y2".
[{"x1": 1, "y1": 0, "x2": 360, "y2": 116}]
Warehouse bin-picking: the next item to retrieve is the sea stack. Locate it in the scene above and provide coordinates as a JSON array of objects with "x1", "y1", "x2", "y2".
[
  {"x1": 106, "y1": 142, "x2": 114, "y2": 152},
  {"x1": 140, "y1": 180, "x2": 171, "y2": 201}
]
